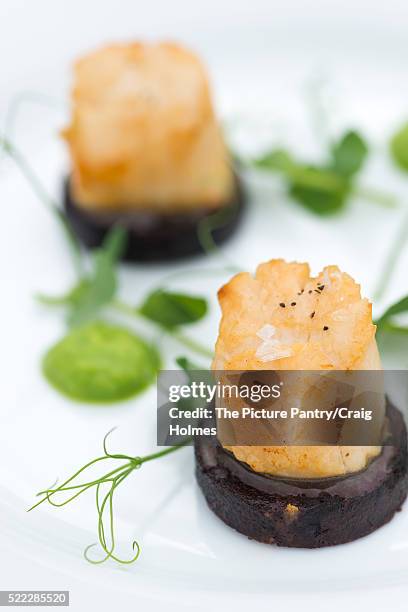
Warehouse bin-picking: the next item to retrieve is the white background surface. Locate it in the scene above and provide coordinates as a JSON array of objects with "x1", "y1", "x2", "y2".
[{"x1": 2, "y1": 1, "x2": 408, "y2": 610}]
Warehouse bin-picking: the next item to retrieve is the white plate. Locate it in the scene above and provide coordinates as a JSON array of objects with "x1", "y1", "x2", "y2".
[{"x1": 2, "y1": 1, "x2": 408, "y2": 610}]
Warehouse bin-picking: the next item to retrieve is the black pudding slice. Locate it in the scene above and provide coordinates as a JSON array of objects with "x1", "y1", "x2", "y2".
[
  {"x1": 195, "y1": 400, "x2": 408, "y2": 548},
  {"x1": 63, "y1": 174, "x2": 246, "y2": 262}
]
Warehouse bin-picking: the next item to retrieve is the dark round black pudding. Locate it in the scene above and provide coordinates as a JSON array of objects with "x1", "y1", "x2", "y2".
[
  {"x1": 195, "y1": 400, "x2": 408, "y2": 548},
  {"x1": 63, "y1": 174, "x2": 246, "y2": 262}
]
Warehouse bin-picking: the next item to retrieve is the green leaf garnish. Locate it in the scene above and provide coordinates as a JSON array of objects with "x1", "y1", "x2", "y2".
[
  {"x1": 253, "y1": 130, "x2": 369, "y2": 215},
  {"x1": 68, "y1": 226, "x2": 127, "y2": 327},
  {"x1": 289, "y1": 168, "x2": 349, "y2": 215},
  {"x1": 29, "y1": 429, "x2": 187, "y2": 564},
  {"x1": 376, "y1": 295, "x2": 408, "y2": 331},
  {"x1": 176, "y1": 356, "x2": 202, "y2": 371},
  {"x1": 139, "y1": 289, "x2": 208, "y2": 329},
  {"x1": 390, "y1": 122, "x2": 408, "y2": 171},
  {"x1": 376, "y1": 294, "x2": 408, "y2": 338},
  {"x1": 330, "y1": 130, "x2": 368, "y2": 177},
  {"x1": 36, "y1": 279, "x2": 91, "y2": 308},
  {"x1": 43, "y1": 321, "x2": 160, "y2": 403},
  {"x1": 254, "y1": 149, "x2": 294, "y2": 173}
]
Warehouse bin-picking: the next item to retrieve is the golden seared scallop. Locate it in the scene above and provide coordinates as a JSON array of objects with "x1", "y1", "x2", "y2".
[
  {"x1": 213, "y1": 259, "x2": 383, "y2": 478},
  {"x1": 63, "y1": 42, "x2": 233, "y2": 212}
]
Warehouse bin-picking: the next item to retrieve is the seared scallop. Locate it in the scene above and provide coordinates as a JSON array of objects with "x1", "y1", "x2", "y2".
[{"x1": 213, "y1": 259, "x2": 383, "y2": 478}]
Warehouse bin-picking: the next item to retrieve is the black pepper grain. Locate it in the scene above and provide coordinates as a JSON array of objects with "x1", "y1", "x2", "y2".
[
  {"x1": 323, "y1": 326, "x2": 329, "y2": 331},
  {"x1": 279, "y1": 302, "x2": 286, "y2": 308},
  {"x1": 310, "y1": 311, "x2": 315, "y2": 318}
]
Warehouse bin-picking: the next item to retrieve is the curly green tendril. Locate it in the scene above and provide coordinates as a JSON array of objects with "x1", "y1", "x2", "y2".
[{"x1": 28, "y1": 429, "x2": 187, "y2": 564}]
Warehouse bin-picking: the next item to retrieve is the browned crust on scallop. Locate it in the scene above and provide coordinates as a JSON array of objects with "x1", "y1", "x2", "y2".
[{"x1": 214, "y1": 260, "x2": 377, "y2": 371}]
